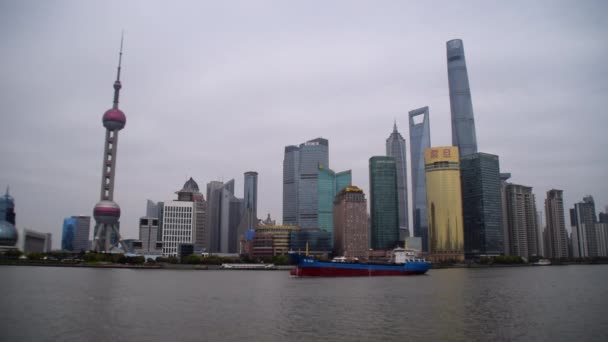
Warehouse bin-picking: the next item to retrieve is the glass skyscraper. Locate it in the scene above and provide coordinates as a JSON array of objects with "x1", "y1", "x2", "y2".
[
  {"x1": 409, "y1": 107, "x2": 430, "y2": 251},
  {"x1": 447, "y1": 39, "x2": 478, "y2": 157},
  {"x1": 282, "y1": 138, "x2": 329, "y2": 229},
  {"x1": 62, "y1": 216, "x2": 91, "y2": 252},
  {"x1": 460, "y1": 153, "x2": 503, "y2": 258},
  {"x1": 0, "y1": 187, "x2": 16, "y2": 225},
  {"x1": 386, "y1": 122, "x2": 409, "y2": 239},
  {"x1": 369, "y1": 156, "x2": 399, "y2": 250},
  {"x1": 62, "y1": 217, "x2": 77, "y2": 251},
  {"x1": 317, "y1": 167, "x2": 352, "y2": 246}
]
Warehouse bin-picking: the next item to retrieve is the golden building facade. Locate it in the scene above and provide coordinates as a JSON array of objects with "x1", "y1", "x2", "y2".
[{"x1": 424, "y1": 146, "x2": 465, "y2": 262}]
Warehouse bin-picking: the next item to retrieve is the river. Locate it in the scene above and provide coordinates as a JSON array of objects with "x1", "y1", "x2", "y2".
[{"x1": 1, "y1": 265, "x2": 607, "y2": 341}]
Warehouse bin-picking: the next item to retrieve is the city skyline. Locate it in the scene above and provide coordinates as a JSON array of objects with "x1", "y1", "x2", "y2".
[{"x1": 1, "y1": 1, "x2": 607, "y2": 247}]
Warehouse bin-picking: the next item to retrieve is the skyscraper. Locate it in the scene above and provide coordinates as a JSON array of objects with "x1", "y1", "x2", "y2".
[
  {"x1": 424, "y1": 146, "x2": 464, "y2": 261},
  {"x1": 369, "y1": 156, "x2": 399, "y2": 250},
  {"x1": 139, "y1": 217, "x2": 161, "y2": 254},
  {"x1": 174, "y1": 178, "x2": 206, "y2": 252},
  {"x1": 243, "y1": 171, "x2": 258, "y2": 222},
  {"x1": 544, "y1": 189, "x2": 568, "y2": 259},
  {"x1": 238, "y1": 171, "x2": 259, "y2": 252},
  {"x1": 447, "y1": 39, "x2": 478, "y2": 157},
  {"x1": 333, "y1": 186, "x2": 368, "y2": 260},
  {"x1": 409, "y1": 107, "x2": 430, "y2": 251},
  {"x1": 282, "y1": 146, "x2": 300, "y2": 226},
  {"x1": 146, "y1": 199, "x2": 164, "y2": 242},
  {"x1": 61, "y1": 216, "x2": 91, "y2": 252},
  {"x1": 504, "y1": 183, "x2": 539, "y2": 259},
  {"x1": 571, "y1": 196, "x2": 598, "y2": 258},
  {"x1": 92, "y1": 37, "x2": 127, "y2": 252},
  {"x1": 386, "y1": 121, "x2": 409, "y2": 239},
  {"x1": 282, "y1": 138, "x2": 330, "y2": 229},
  {"x1": 298, "y1": 138, "x2": 329, "y2": 229},
  {"x1": 460, "y1": 153, "x2": 503, "y2": 258},
  {"x1": 206, "y1": 181, "x2": 224, "y2": 252},
  {"x1": 0, "y1": 186, "x2": 15, "y2": 225},
  {"x1": 207, "y1": 179, "x2": 243, "y2": 253},
  {"x1": 317, "y1": 166, "x2": 352, "y2": 242}
]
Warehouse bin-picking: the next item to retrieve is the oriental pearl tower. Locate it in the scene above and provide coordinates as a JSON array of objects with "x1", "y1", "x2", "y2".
[{"x1": 92, "y1": 36, "x2": 127, "y2": 252}]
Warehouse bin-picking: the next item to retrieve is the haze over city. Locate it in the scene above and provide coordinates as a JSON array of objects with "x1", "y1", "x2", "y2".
[{"x1": 1, "y1": 0, "x2": 607, "y2": 247}]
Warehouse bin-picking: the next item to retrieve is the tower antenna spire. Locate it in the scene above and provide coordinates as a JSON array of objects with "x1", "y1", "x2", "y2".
[{"x1": 112, "y1": 31, "x2": 124, "y2": 109}]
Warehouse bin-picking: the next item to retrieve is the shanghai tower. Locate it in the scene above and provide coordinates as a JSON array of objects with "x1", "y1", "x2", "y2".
[
  {"x1": 447, "y1": 39, "x2": 477, "y2": 157},
  {"x1": 92, "y1": 37, "x2": 127, "y2": 252}
]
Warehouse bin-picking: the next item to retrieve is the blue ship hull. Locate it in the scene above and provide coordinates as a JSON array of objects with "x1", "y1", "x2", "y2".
[{"x1": 290, "y1": 255, "x2": 431, "y2": 277}]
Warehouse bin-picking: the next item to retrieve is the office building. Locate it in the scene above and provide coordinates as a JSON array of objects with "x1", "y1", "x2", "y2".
[
  {"x1": 282, "y1": 138, "x2": 349, "y2": 239},
  {"x1": 238, "y1": 171, "x2": 259, "y2": 245},
  {"x1": 409, "y1": 107, "x2": 430, "y2": 251},
  {"x1": 596, "y1": 223, "x2": 608, "y2": 257},
  {"x1": 17, "y1": 228, "x2": 51, "y2": 254},
  {"x1": 571, "y1": 196, "x2": 598, "y2": 258},
  {"x1": 162, "y1": 178, "x2": 206, "y2": 256},
  {"x1": 207, "y1": 179, "x2": 243, "y2": 253},
  {"x1": 460, "y1": 153, "x2": 503, "y2": 258},
  {"x1": 333, "y1": 186, "x2": 369, "y2": 260},
  {"x1": 139, "y1": 216, "x2": 161, "y2": 254},
  {"x1": 386, "y1": 122, "x2": 409, "y2": 239},
  {"x1": 369, "y1": 156, "x2": 399, "y2": 250},
  {"x1": 317, "y1": 167, "x2": 352, "y2": 244},
  {"x1": 61, "y1": 216, "x2": 91, "y2": 252},
  {"x1": 503, "y1": 183, "x2": 539, "y2": 259},
  {"x1": 146, "y1": 199, "x2": 164, "y2": 241},
  {"x1": 162, "y1": 200, "x2": 194, "y2": 257},
  {"x1": 282, "y1": 138, "x2": 329, "y2": 228},
  {"x1": 447, "y1": 39, "x2": 478, "y2": 157},
  {"x1": 282, "y1": 146, "x2": 300, "y2": 226},
  {"x1": 424, "y1": 146, "x2": 464, "y2": 261},
  {"x1": 297, "y1": 138, "x2": 329, "y2": 229},
  {"x1": 544, "y1": 190, "x2": 569, "y2": 259}
]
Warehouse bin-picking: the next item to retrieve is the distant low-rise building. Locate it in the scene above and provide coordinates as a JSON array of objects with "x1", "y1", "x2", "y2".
[{"x1": 17, "y1": 228, "x2": 51, "y2": 254}]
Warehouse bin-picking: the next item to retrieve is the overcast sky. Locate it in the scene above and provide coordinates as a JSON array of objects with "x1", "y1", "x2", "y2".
[{"x1": 1, "y1": 1, "x2": 607, "y2": 248}]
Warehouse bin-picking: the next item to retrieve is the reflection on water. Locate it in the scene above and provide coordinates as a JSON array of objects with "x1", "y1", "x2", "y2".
[{"x1": 1, "y1": 265, "x2": 607, "y2": 342}]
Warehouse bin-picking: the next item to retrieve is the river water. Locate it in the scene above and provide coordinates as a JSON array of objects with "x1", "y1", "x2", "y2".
[{"x1": 1, "y1": 265, "x2": 607, "y2": 341}]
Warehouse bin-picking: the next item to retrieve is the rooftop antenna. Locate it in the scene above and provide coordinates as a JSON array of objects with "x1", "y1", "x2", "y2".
[{"x1": 113, "y1": 31, "x2": 124, "y2": 109}]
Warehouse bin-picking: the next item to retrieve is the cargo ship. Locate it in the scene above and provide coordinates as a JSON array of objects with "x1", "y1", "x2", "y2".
[{"x1": 289, "y1": 248, "x2": 431, "y2": 277}]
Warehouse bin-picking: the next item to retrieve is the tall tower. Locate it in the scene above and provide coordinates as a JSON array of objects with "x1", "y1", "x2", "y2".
[
  {"x1": 409, "y1": 107, "x2": 430, "y2": 251},
  {"x1": 544, "y1": 189, "x2": 568, "y2": 258},
  {"x1": 92, "y1": 36, "x2": 127, "y2": 252},
  {"x1": 460, "y1": 153, "x2": 503, "y2": 258},
  {"x1": 447, "y1": 39, "x2": 478, "y2": 157},
  {"x1": 386, "y1": 121, "x2": 409, "y2": 239}
]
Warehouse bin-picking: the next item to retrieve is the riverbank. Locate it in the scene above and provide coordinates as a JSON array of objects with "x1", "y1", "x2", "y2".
[{"x1": 0, "y1": 261, "x2": 293, "y2": 270}]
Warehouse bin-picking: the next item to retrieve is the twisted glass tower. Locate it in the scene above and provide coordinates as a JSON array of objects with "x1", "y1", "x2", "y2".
[{"x1": 447, "y1": 39, "x2": 478, "y2": 157}]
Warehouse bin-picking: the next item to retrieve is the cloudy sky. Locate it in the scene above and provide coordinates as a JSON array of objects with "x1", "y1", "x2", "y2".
[{"x1": 1, "y1": 1, "x2": 607, "y2": 248}]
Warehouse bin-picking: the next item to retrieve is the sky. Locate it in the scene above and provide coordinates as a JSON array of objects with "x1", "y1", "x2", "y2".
[{"x1": 1, "y1": 0, "x2": 607, "y2": 249}]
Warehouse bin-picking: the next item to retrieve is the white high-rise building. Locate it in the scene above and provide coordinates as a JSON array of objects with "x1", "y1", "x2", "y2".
[{"x1": 161, "y1": 201, "x2": 194, "y2": 256}]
